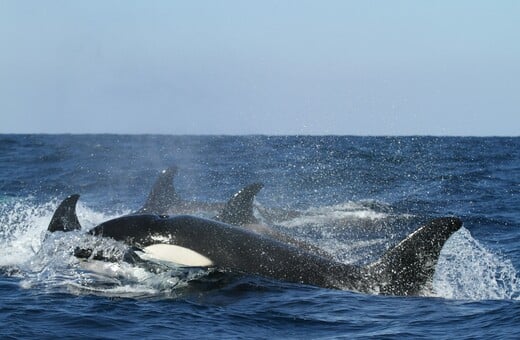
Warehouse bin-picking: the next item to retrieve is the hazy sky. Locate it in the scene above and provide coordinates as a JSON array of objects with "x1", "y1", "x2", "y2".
[{"x1": 1, "y1": 1, "x2": 519, "y2": 135}]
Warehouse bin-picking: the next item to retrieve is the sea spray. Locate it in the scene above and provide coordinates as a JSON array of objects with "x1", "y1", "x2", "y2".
[{"x1": 434, "y1": 227, "x2": 520, "y2": 300}]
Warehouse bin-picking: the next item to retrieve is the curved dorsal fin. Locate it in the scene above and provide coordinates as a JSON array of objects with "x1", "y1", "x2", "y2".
[
  {"x1": 138, "y1": 166, "x2": 180, "y2": 214},
  {"x1": 48, "y1": 194, "x2": 82, "y2": 232},
  {"x1": 215, "y1": 183, "x2": 264, "y2": 226},
  {"x1": 365, "y1": 217, "x2": 462, "y2": 295}
]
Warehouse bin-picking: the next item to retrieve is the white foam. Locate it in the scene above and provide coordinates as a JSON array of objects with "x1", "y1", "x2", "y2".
[
  {"x1": 3, "y1": 197, "x2": 520, "y2": 300},
  {"x1": 0, "y1": 197, "x2": 126, "y2": 267},
  {"x1": 0, "y1": 197, "x2": 196, "y2": 297},
  {"x1": 0, "y1": 198, "x2": 55, "y2": 266},
  {"x1": 433, "y1": 227, "x2": 520, "y2": 300},
  {"x1": 278, "y1": 201, "x2": 390, "y2": 228}
]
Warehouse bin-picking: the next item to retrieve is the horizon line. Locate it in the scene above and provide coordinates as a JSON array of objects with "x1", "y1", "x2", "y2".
[{"x1": 1, "y1": 132, "x2": 518, "y2": 138}]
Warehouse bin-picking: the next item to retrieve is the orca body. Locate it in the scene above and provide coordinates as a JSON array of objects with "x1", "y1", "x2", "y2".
[
  {"x1": 138, "y1": 167, "x2": 324, "y2": 254},
  {"x1": 49, "y1": 195, "x2": 462, "y2": 296}
]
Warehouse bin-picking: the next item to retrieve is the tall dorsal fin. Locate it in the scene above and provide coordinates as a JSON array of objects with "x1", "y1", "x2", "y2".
[
  {"x1": 48, "y1": 194, "x2": 82, "y2": 232},
  {"x1": 215, "y1": 183, "x2": 264, "y2": 226},
  {"x1": 138, "y1": 166, "x2": 180, "y2": 214},
  {"x1": 364, "y1": 217, "x2": 462, "y2": 295}
]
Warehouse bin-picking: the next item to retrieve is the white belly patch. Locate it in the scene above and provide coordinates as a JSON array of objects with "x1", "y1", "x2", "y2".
[{"x1": 139, "y1": 244, "x2": 214, "y2": 267}]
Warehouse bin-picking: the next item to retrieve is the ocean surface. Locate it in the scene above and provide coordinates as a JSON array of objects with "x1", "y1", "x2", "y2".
[{"x1": 0, "y1": 134, "x2": 519, "y2": 339}]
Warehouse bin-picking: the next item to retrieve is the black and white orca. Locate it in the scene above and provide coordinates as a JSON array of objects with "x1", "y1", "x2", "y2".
[
  {"x1": 138, "y1": 167, "x2": 324, "y2": 254},
  {"x1": 48, "y1": 195, "x2": 462, "y2": 296},
  {"x1": 138, "y1": 166, "x2": 300, "y2": 224},
  {"x1": 137, "y1": 166, "x2": 235, "y2": 216}
]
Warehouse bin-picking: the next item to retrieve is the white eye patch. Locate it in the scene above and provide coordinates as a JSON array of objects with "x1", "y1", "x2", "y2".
[{"x1": 139, "y1": 244, "x2": 214, "y2": 267}]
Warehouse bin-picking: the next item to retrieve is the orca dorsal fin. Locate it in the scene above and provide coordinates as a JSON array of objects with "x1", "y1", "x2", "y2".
[
  {"x1": 48, "y1": 194, "x2": 82, "y2": 232},
  {"x1": 138, "y1": 166, "x2": 180, "y2": 214},
  {"x1": 215, "y1": 183, "x2": 264, "y2": 226},
  {"x1": 364, "y1": 217, "x2": 462, "y2": 296}
]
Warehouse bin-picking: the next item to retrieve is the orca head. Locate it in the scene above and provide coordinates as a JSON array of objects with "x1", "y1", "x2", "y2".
[
  {"x1": 48, "y1": 194, "x2": 82, "y2": 232},
  {"x1": 87, "y1": 214, "x2": 217, "y2": 268},
  {"x1": 215, "y1": 182, "x2": 264, "y2": 226}
]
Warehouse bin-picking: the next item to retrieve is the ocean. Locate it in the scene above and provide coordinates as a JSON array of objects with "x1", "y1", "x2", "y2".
[{"x1": 0, "y1": 134, "x2": 519, "y2": 339}]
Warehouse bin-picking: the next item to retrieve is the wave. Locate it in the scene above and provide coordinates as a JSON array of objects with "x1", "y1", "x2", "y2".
[
  {"x1": 1, "y1": 197, "x2": 519, "y2": 301},
  {"x1": 274, "y1": 201, "x2": 394, "y2": 228}
]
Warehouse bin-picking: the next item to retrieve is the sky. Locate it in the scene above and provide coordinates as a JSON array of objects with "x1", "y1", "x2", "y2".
[{"x1": 0, "y1": 1, "x2": 519, "y2": 136}]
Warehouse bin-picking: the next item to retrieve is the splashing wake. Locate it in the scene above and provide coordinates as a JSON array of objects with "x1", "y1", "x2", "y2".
[{"x1": 1, "y1": 197, "x2": 519, "y2": 300}]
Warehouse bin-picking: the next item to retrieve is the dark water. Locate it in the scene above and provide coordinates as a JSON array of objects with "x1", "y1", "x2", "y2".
[{"x1": 1, "y1": 135, "x2": 519, "y2": 339}]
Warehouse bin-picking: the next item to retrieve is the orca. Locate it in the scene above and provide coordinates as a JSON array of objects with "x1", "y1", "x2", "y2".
[
  {"x1": 48, "y1": 195, "x2": 462, "y2": 296},
  {"x1": 138, "y1": 166, "x2": 182, "y2": 214},
  {"x1": 214, "y1": 182, "x2": 333, "y2": 258},
  {"x1": 214, "y1": 182, "x2": 264, "y2": 226},
  {"x1": 137, "y1": 165, "x2": 291, "y2": 229},
  {"x1": 133, "y1": 165, "x2": 265, "y2": 227},
  {"x1": 48, "y1": 194, "x2": 81, "y2": 232},
  {"x1": 137, "y1": 166, "x2": 226, "y2": 216},
  {"x1": 137, "y1": 167, "x2": 327, "y2": 255},
  {"x1": 57, "y1": 167, "x2": 311, "y2": 256}
]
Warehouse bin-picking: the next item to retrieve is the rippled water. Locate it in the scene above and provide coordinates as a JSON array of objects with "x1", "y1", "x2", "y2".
[{"x1": 1, "y1": 135, "x2": 519, "y2": 338}]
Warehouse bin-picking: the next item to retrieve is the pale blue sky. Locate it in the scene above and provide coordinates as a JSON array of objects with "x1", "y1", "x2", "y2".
[{"x1": 1, "y1": 1, "x2": 519, "y2": 135}]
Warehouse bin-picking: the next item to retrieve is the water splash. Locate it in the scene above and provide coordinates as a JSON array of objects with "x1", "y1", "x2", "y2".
[
  {"x1": 0, "y1": 197, "x2": 126, "y2": 267},
  {"x1": 269, "y1": 200, "x2": 412, "y2": 265},
  {"x1": 433, "y1": 227, "x2": 520, "y2": 300},
  {"x1": 0, "y1": 197, "x2": 215, "y2": 298},
  {"x1": 0, "y1": 197, "x2": 56, "y2": 267},
  {"x1": 3, "y1": 197, "x2": 520, "y2": 300},
  {"x1": 277, "y1": 201, "x2": 391, "y2": 228}
]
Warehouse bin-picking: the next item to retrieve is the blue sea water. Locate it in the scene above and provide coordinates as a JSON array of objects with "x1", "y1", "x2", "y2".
[{"x1": 0, "y1": 134, "x2": 519, "y2": 339}]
